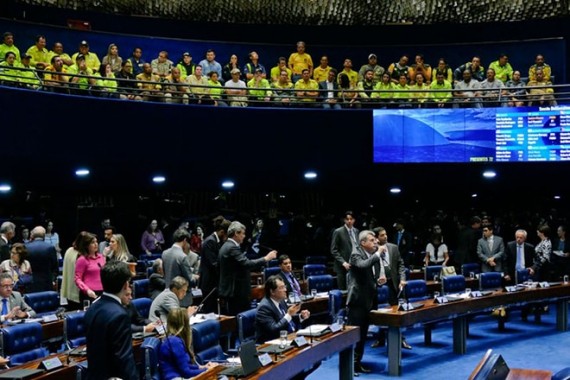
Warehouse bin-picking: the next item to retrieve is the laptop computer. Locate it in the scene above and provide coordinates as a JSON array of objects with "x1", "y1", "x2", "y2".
[{"x1": 219, "y1": 340, "x2": 261, "y2": 377}]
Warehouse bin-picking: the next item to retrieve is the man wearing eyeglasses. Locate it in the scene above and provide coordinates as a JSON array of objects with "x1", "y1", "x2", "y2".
[{"x1": 0, "y1": 272, "x2": 36, "y2": 323}]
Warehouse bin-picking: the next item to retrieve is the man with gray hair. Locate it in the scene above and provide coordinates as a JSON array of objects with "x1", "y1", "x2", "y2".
[
  {"x1": 25, "y1": 226, "x2": 58, "y2": 292},
  {"x1": 0, "y1": 221, "x2": 16, "y2": 262},
  {"x1": 219, "y1": 221, "x2": 277, "y2": 315},
  {"x1": 149, "y1": 276, "x2": 198, "y2": 323}
]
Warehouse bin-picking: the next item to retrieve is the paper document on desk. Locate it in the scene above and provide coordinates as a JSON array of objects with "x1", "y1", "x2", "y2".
[
  {"x1": 296, "y1": 324, "x2": 330, "y2": 336},
  {"x1": 190, "y1": 313, "x2": 218, "y2": 324},
  {"x1": 23, "y1": 318, "x2": 44, "y2": 323}
]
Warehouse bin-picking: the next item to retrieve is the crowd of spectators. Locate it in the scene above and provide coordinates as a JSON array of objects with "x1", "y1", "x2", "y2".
[{"x1": 0, "y1": 31, "x2": 560, "y2": 108}]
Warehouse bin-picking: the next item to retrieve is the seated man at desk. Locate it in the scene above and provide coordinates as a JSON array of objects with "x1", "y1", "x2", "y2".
[
  {"x1": 122, "y1": 284, "x2": 156, "y2": 334},
  {"x1": 255, "y1": 275, "x2": 317, "y2": 380},
  {"x1": 0, "y1": 272, "x2": 37, "y2": 323},
  {"x1": 149, "y1": 276, "x2": 198, "y2": 323},
  {"x1": 276, "y1": 254, "x2": 303, "y2": 301}
]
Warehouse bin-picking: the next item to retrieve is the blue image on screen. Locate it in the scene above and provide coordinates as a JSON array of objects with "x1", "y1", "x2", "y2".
[{"x1": 373, "y1": 108, "x2": 497, "y2": 163}]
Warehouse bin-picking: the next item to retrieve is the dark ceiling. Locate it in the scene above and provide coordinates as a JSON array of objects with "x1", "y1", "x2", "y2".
[{"x1": 9, "y1": 0, "x2": 570, "y2": 26}]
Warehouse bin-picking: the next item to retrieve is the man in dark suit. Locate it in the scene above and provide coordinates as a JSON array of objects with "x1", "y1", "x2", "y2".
[
  {"x1": 0, "y1": 221, "x2": 16, "y2": 262},
  {"x1": 504, "y1": 229, "x2": 536, "y2": 283},
  {"x1": 0, "y1": 272, "x2": 37, "y2": 323},
  {"x1": 454, "y1": 216, "x2": 482, "y2": 271},
  {"x1": 331, "y1": 211, "x2": 359, "y2": 290},
  {"x1": 370, "y1": 226, "x2": 412, "y2": 351},
  {"x1": 276, "y1": 254, "x2": 303, "y2": 301},
  {"x1": 25, "y1": 226, "x2": 58, "y2": 293},
  {"x1": 255, "y1": 275, "x2": 310, "y2": 344},
  {"x1": 477, "y1": 223, "x2": 505, "y2": 273},
  {"x1": 255, "y1": 275, "x2": 316, "y2": 380},
  {"x1": 319, "y1": 68, "x2": 341, "y2": 109},
  {"x1": 84, "y1": 261, "x2": 138, "y2": 380},
  {"x1": 198, "y1": 216, "x2": 230, "y2": 313},
  {"x1": 347, "y1": 230, "x2": 382, "y2": 374},
  {"x1": 391, "y1": 219, "x2": 414, "y2": 267},
  {"x1": 219, "y1": 221, "x2": 277, "y2": 316},
  {"x1": 148, "y1": 258, "x2": 165, "y2": 300}
]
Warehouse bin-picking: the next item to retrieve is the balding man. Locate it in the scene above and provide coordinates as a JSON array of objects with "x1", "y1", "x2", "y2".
[
  {"x1": 25, "y1": 226, "x2": 58, "y2": 292},
  {"x1": 0, "y1": 221, "x2": 16, "y2": 262}
]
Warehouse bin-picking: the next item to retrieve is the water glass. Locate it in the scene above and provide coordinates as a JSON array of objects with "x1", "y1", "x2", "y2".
[
  {"x1": 433, "y1": 274, "x2": 439, "y2": 283},
  {"x1": 465, "y1": 288, "x2": 472, "y2": 297},
  {"x1": 83, "y1": 300, "x2": 90, "y2": 311},
  {"x1": 311, "y1": 289, "x2": 317, "y2": 297},
  {"x1": 257, "y1": 277, "x2": 262, "y2": 286},
  {"x1": 433, "y1": 291, "x2": 440, "y2": 299},
  {"x1": 279, "y1": 330, "x2": 288, "y2": 349},
  {"x1": 564, "y1": 275, "x2": 569, "y2": 284},
  {"x1": 469, "y1": 272, "x2": 475, "y2": 280},
  {"x1": 288, "y1": 294, "x2": 295, "y2": 304}
]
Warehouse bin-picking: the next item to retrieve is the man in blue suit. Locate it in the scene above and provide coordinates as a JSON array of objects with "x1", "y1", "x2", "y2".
[
  {"x1": 85, "y1": 261, "x2": 138, "y2": 380},
  {"x1": 25, "y1": 226, "x2": 58, "y2": 293}
]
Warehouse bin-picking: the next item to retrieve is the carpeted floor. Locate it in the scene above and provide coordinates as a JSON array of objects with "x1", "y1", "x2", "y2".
[{"x1": 308, "y1": 304, "x2": 570, "y2": 379}]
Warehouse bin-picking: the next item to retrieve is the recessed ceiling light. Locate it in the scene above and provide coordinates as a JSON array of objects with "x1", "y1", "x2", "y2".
[
  {"x1": 0, "y1": 184, "x2": 11, "y2": 193},
  {"x1": 389, "y1": 187, "x2": 401, "y2": 194},
  {"x1": 472, "y1": 193, "x2": 478, "y2": 198},
  {"x1": 554, "y1": 195, "x2": 561, "y2": 200},
  {"x1": 153, "y1": 176, "x2": 166, "y2": 183},
  {"x1": 75, "y1": 168, "x2": 90, "y2": 177},
  {"x1": 222, "y1": 180, "x2": 235, "y2": 189},
  {"x1": 482, "y1": 170, "x2": 496, "y2": 178},
  {"x1": 304, "y1": 171, "x2": 317, "y2": 179}
]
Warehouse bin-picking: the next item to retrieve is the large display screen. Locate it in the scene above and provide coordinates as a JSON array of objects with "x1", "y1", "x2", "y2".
[{"x1": 373, "y1": 106, "x2": 570, "y2": 163}]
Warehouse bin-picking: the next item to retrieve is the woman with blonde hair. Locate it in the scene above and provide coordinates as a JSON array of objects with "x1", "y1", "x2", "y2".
[
  {"x1": 105, "y1": 234, "x2": 136, "y2": 263},
  {"x1": 158, "y1": 308, "x2": 217, "y2": 380},
  {"x1": 101, "y1": 43, "x2": 123, "y2": 73}
]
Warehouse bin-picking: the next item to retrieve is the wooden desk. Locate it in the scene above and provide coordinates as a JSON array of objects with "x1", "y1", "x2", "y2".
[
  {"x1": 370, "y1": 283, "x2": 570, "y2": 376},
  {"x1": 192, "y1": 326, "x2": 360, "y2": 380},
  {"x1": 507, "y1": 368, "x2": 552, "y2": 380},
  {"x1": 0, "y1": 335, "x2": 148, "y2": 379}
]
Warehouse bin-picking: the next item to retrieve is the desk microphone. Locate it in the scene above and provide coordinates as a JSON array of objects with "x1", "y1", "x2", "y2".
[
  {"x1": 154, "y1": 310, "x2": 164, "y2": 324},
  {"x1": 196, "y1": 287, "x2": 217, "y2": 313}
]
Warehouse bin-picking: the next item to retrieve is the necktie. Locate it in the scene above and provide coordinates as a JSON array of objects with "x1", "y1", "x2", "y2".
[
  {"x1": 397, "y1": 231, "x2": 403, "y2": 246},
  {"x1": 488, "y1": 238, "x2": 493, "y2": 252},
  {"x1": 381, "y1": 253, "x2": 391, "y2": 278},
  {"x1": 516, "y1": 245, "x2": 524, "y2": 270},
  {"x1": 2, "y1": 298, "x2": 8, "y2": 317},
  {"x1": 280, "y1": 304, "x2": 295, "y2": 333},
  {"x1": 289, "y1": 274, "x2": 301, "y2": 296}
]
